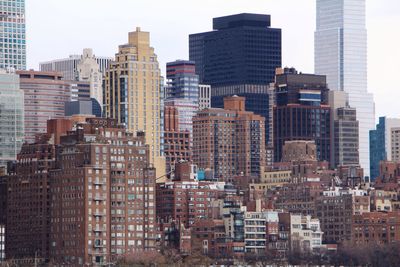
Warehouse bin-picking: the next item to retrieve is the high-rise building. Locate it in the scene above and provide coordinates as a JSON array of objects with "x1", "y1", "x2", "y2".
[
  {"x1": 40, "y1": 49, "x2": 110, "y2": 113},
  {"x1": 165, "y1": 60, "x2": 199, "y2": 103},
  {"x1": 6, "y1": 138, "x2": 56, "y2": 263},
  {"x1": 163, "y1": 105, "x2": 191, "y2": 174},
  {"x1": 5, "y1": 118, "x2": 158, "y2": 265},
  {"x1": 17, "y1": 70, "x2": 71, "y2": 144},
  {"x1": 76, "y1": 48, "x2": 104, "y2": 107},
  {"x1": 189, "y1": 13, "x2": 281, "y2": 148},
  {"x1": 189, "y1": 13, "x2": 281, "y2": 86},
  {"x1": 315, "y1": 0, "x2": 375, "y2": 177},
  {"x1": 50, "y1": 118, "x2": 157, "y2": 265},
  {"x1": 273, "y1": 68, "x2": 331, "y2": 163},
  {"x1": 328, "y1": 91, "x2": 359, "y2": 168},
  {"x1": 369, "y1": 117, "x2": 400, "y2": 180},
  {"x1": 0, "y1": 0, "x2": 26, "y2": 70},
  {"x1": 391, "y1": 128, "x2": 400, "y2": 163},
  {"x1": 0, "y1": 70, "x2": 24, "y2": 167},
  {"x1": 193, "y1": 96, "x2": 266, "y2": 181},
  {"x1": 40, "y1": 49, "x2": 111, "y2": 80},
  {"x1": 334, "y1": 107, "x2": 359, "y2": 167},
  {"x1": 164, "y1": 98, "x2": 197, "y2": 134},
  {"x1": 104, "y1": 27, "x2": 165, "y2": 178}
]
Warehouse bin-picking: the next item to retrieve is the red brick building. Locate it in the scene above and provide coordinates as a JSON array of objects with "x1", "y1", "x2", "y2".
[
  {"x1": 193, "y1": 96, "x2": 266, "y2": 182},
  {"x1": 156, "y1": 162, "x2": 225, "y2": 228},
  {"x1": 352, "y1": 212, "x2": 400, "y2": 245},
  {"x1": 5, "y1": 137, "x2": 56, "y2": 262},
  {"x1": 5, "y1": 118, "x2": 158, "y2": 265},
  {"x1": 163, "y1": 105, "x2": 191, "y2": 174}
]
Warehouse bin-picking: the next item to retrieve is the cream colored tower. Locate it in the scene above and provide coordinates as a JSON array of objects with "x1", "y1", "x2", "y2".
[
  {"x1": 77, "y1": 48, "x2": 104, "y2": 107},
  {"x1": 105, "y1": 27, "x2": 165, "y2": 178}
]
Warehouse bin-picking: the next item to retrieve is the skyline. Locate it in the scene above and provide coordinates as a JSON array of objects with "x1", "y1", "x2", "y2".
[{"x1": 25, "y1": 0, "x2": 400, "y2": 120}]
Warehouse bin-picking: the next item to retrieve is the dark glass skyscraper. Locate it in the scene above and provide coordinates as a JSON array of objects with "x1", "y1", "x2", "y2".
[
  {"x1": 189, "y1": 13, "x2": 281, "y2": 86},
  {"x1": 273, "y1": 68, "x2": 331, "y2": 163},
  {"x1": 189, "y1": 13, "x2": 281, "y2": 154}
]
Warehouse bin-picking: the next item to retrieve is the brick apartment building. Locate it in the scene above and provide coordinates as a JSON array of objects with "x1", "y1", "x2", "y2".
[
  {"x1": 5, "y1": 118, "x2": 157, "y2": 265},
  {"x1": 352, "y1": 211, "x2": 400, "y2": 245},
  {"x1": 193, "y1": 96, "x2": 266, "y2": 182},
  {"x1": 163, "y1": 105, "x2": 191, "y2": 174},
  {"x1": 156, "y1": 162, "x2": 225, "y2": 228}
]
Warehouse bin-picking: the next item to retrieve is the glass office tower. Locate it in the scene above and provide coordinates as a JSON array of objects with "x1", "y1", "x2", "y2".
[
  {"x1": 189, "y1": 13, "x2": 281, "y2": 152},
  {"x1": 0, "y1": 70, "x2": 24, "y2": 167},
  {"x1": 315, "y1": 0, "x2": 375, "y2": 177},
  {"x1": 0, "y1": 0, "x2": 26, "y2": 70}
]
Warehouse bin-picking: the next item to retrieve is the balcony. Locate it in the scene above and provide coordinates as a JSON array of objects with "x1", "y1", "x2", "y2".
[
  {"x1": 93, "y1": 226, "x2": 106, "y2": 232},
  {"x1": 93, "y1": 211, "x2": 105, "y2": 217},
  {"x1": 93, "y1": 195, "x2": 105, "y2": 201},
  {"x1": 93, "y1": 243, "x2": 105, "y2": 248},
  {"x1": 93, "y1": 179, "x2": 106, "y2": 185}
]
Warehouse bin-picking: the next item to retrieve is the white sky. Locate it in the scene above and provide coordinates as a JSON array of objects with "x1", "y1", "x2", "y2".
[{"x1": 26, "y1": 0, "x2": 400, "y2": 121}]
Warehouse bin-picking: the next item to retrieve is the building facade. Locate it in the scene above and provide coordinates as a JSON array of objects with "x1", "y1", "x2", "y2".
[
  {"x1": 315, "y1": 0, "x2": 375, "y2": 177},
  {"x1": 104, "y1": 27, "x2": 165, "y2": 178},
  {"x1": 5, "y1": 118, "x2": 158, "y2": 265},
  {"x1": 189, "y1": 13, "x2": 281, "y2": 86},
  {"x1": 76, "y1": 48, "x2": 104, "y2": 107},
  {"x1": 333, "y1": 107, "x2": 359, "y2": 167},
  {"x1": 273, "y1": 68, "x2": 331, "y2": 163},
  {"x1": 6, "y1": 139, "x2": 56, "y2": 262},
  {"x1": 0, "y1": 70, "x2": 24, "y2": 167},
  {"x1": 50, "y1": 118, "x2": 157, "y2": 265},
  {"x1": 328, "y1": 91, "x2": 359, "y2": 168},
  {"x1": 163, "y1": 105, "x2": 191, "y2": 174},
  {"x1": 165, "y1": 60, "x2": 199, "y2": 103},
  {"x1": 39, "y1": 49, "x2": 111, "y2": 81},
  {"x1": 189, "y1": 13, "x2": 281, "y2": 149},
  {"x1": 17, "y1": 70, "x2": 71, "y2": 144},
  {"x1": 391, "y1": 128, "x2": 400, "y2": 162},
  {"x1": 193, "y1": 96, "x2": 266, "y2": 181},
  {"x1": 315, "y1": 193, "x2": 353, "y2": 244},
  {"x1": 352, "y1": 212, "x2": 400, "y2": 245},
  {"x1": 164, "y1": 98, "x2": 197, "y2": 134},
  {"x1": 0, "y1": 0, "x2": 26, "y2": 70},
  {"x1": 198, "y1": 84, "x2": 211, "y2": 110},
  {"x1": 370, "y1": 117, "x2": 400, "y2": 180}
]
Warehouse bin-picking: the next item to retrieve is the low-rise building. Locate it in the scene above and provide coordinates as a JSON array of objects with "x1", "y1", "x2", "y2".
[{"x1": 352, "y1": 212, "x2": 400, "y2": 245}]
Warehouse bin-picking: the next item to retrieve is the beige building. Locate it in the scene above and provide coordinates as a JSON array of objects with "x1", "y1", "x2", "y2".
[
  {"x1": 77, "y1": 48, "x2": 104, "y2": 107},
  {"x1": 104, "y1": 27, "x2": 165, "y2": 178},
  {"x1": 391, "y1": 128, "x2": 400, "y2": 162}
]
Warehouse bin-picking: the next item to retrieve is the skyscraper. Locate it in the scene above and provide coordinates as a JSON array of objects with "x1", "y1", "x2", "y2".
[
  {"x1": 0, "y1": 69, "x2": 24, "y2": 167},
  {"x1": 40, "y1": 49, "x2": 110, "y2": 113},
  {"x1": 40, "y1": 50, "x2": 111, "y2": 80},
  {"x1": 76, "y1": 48, "x2": 104, "y2": 108},
  {"x1": 0, "y1": 0, "x2": 26, "y2": 70},
  {"x1": 189, "y1": 13, "x2": 281, "y2": 86},
  {"x1": 104, "y1": 27, "x2": 165, "y2": 177},
  {"x1": 315, "y1": 0, "x2": 375, "y2": 177},
  {"x1": 273, "y1": 68, "x2": 331, "y2": 163},
  {"x1": 328, "y1": 91, "x2": 359, "y2": 168},
  {"x1": 189, "y1": 13, "x2": 281, "y2": 150}
]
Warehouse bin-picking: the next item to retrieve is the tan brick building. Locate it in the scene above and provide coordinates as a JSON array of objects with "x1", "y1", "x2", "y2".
[{"x1": 104, "y1": 27, "x2": 165, "y2": 178}]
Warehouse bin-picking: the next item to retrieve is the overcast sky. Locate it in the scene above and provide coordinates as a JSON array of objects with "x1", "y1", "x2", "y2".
[{"x1": 26, "y1": 0, "x2": 400, "y2": 121}]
